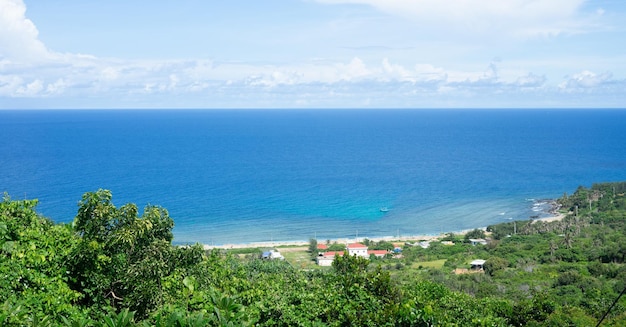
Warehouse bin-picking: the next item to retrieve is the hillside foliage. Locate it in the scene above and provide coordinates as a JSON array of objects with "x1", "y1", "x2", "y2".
[{"x1": 2, "y1": 183, "x2": 626, "y2": 326}]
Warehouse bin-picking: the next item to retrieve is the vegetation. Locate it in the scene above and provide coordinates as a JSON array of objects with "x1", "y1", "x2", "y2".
[{"x1": 2, "y1": 182, "x2": 626, "y2": 325}]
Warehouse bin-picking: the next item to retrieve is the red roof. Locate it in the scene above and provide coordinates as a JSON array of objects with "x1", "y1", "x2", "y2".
[
  {"x1": 317, "y1": 244, "x2": 328, "y2": 250},
  {"x1": 323, "y1": 251, "x2": 345, "y2": 257},
  {"x1": 347, "y1": 243, "x2": 368, "y2": 249},
  {"x1": 368, "y1": 250, "x2": 388, "y2": 255}
]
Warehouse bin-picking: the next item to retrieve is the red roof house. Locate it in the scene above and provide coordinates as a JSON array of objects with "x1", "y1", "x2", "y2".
[
  {"x1": 367, "y1": 250, "x2": 389, "y2": 258},
  {"x1": 346, "y1": 243, "x2": 369, "y2": 258}
]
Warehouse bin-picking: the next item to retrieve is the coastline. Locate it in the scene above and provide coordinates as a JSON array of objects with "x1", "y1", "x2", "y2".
[
  {"x1": 531, "y1": 212, "x2": 566, "y2": 224},
  {"x1": 201, "y1": 212, "x2": 567, "y2": 250}
]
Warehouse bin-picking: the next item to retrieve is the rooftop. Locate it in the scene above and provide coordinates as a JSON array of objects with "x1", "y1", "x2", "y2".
[{"x1": 347, "y1": 243, "x2": 368, "y2": 249}]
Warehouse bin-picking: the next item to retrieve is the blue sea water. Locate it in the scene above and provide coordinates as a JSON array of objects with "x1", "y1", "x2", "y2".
[{"x1": 1, "y1": 109, "x2": 626, "y2": 245}]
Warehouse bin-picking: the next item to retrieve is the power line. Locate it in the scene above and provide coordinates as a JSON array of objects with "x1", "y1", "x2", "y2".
[{"x1": 595, "y1": 282, "x2": 626, "y2": 327}]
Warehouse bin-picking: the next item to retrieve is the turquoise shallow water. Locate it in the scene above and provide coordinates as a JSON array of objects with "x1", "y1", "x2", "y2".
[{"x1": 1, "y1": 109, "x2": 626, "y2": 244}]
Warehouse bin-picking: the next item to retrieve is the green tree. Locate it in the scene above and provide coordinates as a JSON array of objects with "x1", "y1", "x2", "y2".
[
  {"x1": 464, "y1": 228, "x2": 486, "y2": 241},
  {"x1": 544, "y1": 306, "x2": 596, "y2": 326},
  {"x1": 308, "y1": 238, "x2": 318, "y2": 259},
  {"x1": 509, "y1": 292, "x2": 556, "y2": 326},
  {"x1": 372, "y1": 240, "x2": 395, "y2": 251},
  {"x1": 327, "y1": 242, "x2": 346, "y2": 251},
  {"x1": 68, "y1": 189, "x2": 197, "y2": 318},
  {"x1": 0, "y1": 194, "x2": 84, "y2": 324},
  {"x1": 484, "y1": 257, "x2": 509, "y2": 276}
]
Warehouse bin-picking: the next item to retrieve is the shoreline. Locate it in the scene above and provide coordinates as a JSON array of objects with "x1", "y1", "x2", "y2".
[{"x1": 201, "y1": 212, "x2": 566, "y2": 250}]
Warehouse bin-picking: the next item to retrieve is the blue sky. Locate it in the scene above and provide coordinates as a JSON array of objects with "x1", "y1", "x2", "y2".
[{"x1": 1, "y1": 0, "x2": 625, "y2": 108}]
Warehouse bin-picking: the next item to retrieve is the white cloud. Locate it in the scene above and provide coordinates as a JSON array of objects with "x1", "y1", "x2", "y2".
[
  {"x1": 0, "y1": 0, "x2": 623, "y2": 108},
  {"x1": 316, "y1": 0, "x2": 590, "y2": 37},
  {"x1": 1, "y1": 43, "x2": 620, "y2": 108},
  {"x1": 168, "y1": 74, "x2": 179, "y2": 90},
  {"x1": 16, "y1": 78, "x2": 43, "y2": 96},
  {"x1": 45, "y1": 78, "x2": 67, "y2": 95},
  {"x1": 0, "y1": 0, "x2": 50, "y2": 61},
  {"x1": 0, "y1": 75, "x2": 23, "y2": 96},
  {"x1": 559, "y1": 70, "x2": 613, "y2": 89},
  {"x1": 381, "y1": 58, "x2": 413, "y2": 81},
  {"x1": 340, "y1": 57, "x2": 370, "y2": 80},
  {"x1": 514, "y1": 73, "x2": 546, "y2": 87},
  {"x1": 100, "y1": 67, "x2": 120, "y2": 81}
]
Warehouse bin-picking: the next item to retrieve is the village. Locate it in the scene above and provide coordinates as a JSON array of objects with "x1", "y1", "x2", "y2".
[{"x1": 255, "y1": 235, "x2": 491, "y2": 274}]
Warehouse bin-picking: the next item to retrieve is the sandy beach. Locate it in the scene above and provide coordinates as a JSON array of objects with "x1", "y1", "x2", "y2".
[
  {"x1": 201, "y1": 212, "x2": 566, "y2": 250},
  {"x1": 531, "y1": 212, "x2": 566, "y2": 224},
  {"x1": 202, "y1": 234, "x2": 440, "y2": 250}
]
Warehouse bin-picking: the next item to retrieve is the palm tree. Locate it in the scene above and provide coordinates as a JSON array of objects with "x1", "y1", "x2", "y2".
[
  {"x1": 563, "y1": 232, "x2": 574, "y2": 249},
  {"x1": 549, "y1": 240, "x2": 558, "y2": 262}
]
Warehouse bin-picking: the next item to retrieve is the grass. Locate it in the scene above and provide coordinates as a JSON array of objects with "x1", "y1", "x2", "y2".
[
  {"x1": 282, "y1": 250, "x2": 322, "y2": 270},
  {"x1": 221, "y1": 247, "x2": 263, "y2": 255},
  {"x1": 411, "y1": 259, "x2": 447, "y2": 269}
]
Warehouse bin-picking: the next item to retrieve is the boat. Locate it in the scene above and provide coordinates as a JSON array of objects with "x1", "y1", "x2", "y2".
[{"x1": 380, "y1": 207, "x2": 389, "y2": 213}]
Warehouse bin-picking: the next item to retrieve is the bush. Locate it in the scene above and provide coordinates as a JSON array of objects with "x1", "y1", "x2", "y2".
[{"x1": 484, "y1": 257, "x2": 509, "y2": 276}]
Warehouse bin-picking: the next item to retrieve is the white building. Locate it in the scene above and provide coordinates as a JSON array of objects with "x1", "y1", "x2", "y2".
[
  {"x1": 470, "y1": 259, "x2": 486, "y2": 270},
  {"x1": 316, "y1": 243, "x2": 391, "y2": 266},
  {"x1": 261, "y1": 250, "x2": 284, "y2": 260},
  {"x1": 316, "y1": 251, "x2": 344, "y2": 266},
  {"x1": 346, "y1": 243, "x2": 369, "y2": 258},
  {"x1": 469, "y1": 239, "x2": 488, "y2": 246}
]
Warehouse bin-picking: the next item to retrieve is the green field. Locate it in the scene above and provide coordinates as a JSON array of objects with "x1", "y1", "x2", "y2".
[
  {"x1": 411, "y1": 259, "x2": 446, "y2": 269},
  {"x1": 280, "y1": 248, "x2": 322, "y2": 269}
]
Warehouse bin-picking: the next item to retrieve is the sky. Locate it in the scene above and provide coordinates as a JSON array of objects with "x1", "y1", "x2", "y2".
[{"x1": 1, "y1": 0, "x2": 625, "y2": 109}]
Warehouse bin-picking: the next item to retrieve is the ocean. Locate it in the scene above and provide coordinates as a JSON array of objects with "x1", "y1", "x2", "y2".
[{"x1": 1, "y1": 109, "x2": 625, "y2": 245}]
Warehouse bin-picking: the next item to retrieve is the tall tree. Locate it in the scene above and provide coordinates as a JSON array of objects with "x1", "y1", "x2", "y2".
[{"x1": 68, "y1": 190, "x2": 182, "y2": 317}]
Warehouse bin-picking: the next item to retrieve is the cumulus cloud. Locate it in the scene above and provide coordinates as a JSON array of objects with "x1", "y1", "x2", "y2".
[
  {"x1": 16, "y1": 78, "x2": 43, "y2": 96},
  {"x1": 560, "y1": 70, "x2": 613, "y2": 89},
  {"x1": 1, "y1": 42, "x2": 617, "y2": 108},
  {"x1": 316, "y1": 0, "x2": 590, "y2": 37},
  {"x1": 0, "y1": 0, "x2": 50, "y2": 61},
  {"x1": 514, "y1": 73, "x2": 547, "y2": 87},
  {"x1": 339, "y1": 57, "x2": 371, "y2": 80},
  {"x1": 0, "y1": 0, "x2": 622, "y2": 108}
]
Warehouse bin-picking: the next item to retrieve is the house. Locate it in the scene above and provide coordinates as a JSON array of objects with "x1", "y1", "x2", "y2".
[
  {"x1": 346, "y1": 243, "x2": 369, "y2": 258},
  {"x1": 454, "y1": 259, "x2": 487, "y2": 274},
  {"x1": 316, "y1": 243, "x2": 391, "y2": 265},
  {"x1": 470, "y1": 259, "x2": 486, "y2": 271},
  {"x1": 316, "y1": 243, "x2": 328, "y2": 255},
  {"x1": 469, "y1": 238, "x2": 488, "y2": 246},
  {"x1": 261, "y1": 250, "x2": 284, "y2": 260},
  {"x1": 316, "y1": 251, "x2": 344, "y2": 266},
  {"x1": 367, "y1": 250, "x2": 389, "y2": 258},
  {"x1": 317, "y1": 256, "x2": 334, "y2": 267},
  {"x1": 418, "y1": 241, "x2": 431, "y2": 249}
]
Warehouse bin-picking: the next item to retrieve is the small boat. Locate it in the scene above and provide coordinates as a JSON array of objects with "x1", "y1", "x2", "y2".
[{"x1": 380, "y1": 207, "x2": 389, "y2": 213}]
